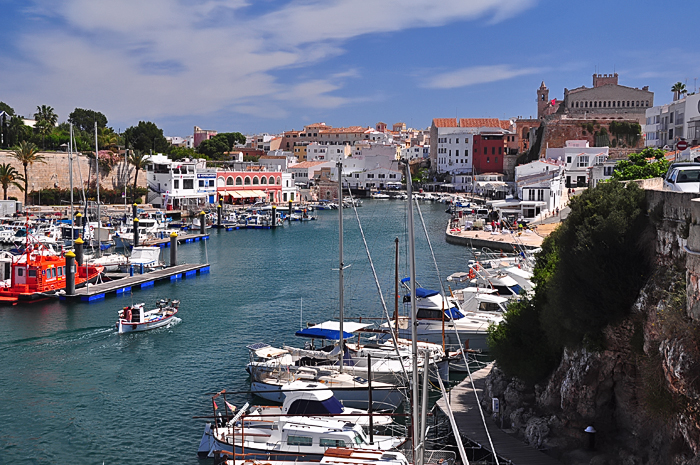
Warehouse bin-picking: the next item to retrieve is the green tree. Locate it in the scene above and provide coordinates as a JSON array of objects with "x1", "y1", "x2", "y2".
[
  {"x1": 11, "y1": 141, "x2": 46, "y2": 206},
  {"x1": 197, "y1": 136, "x2": 230, "y2": 159},
  {"x1": 34, "y1": 105, "x2": 58, "y2": 149},
  {"x1": 0, "y1": 102, "x2": 15, "y2": 116},
  {"x1": 0, "y1": 163, "x2": 24, "y2": 200},
  {"x1": 671, "y1": 82, "x2": 687, "y2": 100},
  {"x1": 218, "y1": 132, "x2": 246, "y2": 149},
  {"x1": 488, "y1": 181, "x2": 652, "y2": 382},
  {"x1": 611, "y1": 147, "x2": 669, "y2": 181},
  {"x1": 169, "y1": 146, "x2": 199, "y2": 160},
  {"x1": 128, "y1": 150, "x2": 150, "y2": 203},
  {"x1": 5, "y1": 116, "x2": 30, "y2": 147},
  {"x1": 123, "y1": 121, "x2": 168, "y2": 153},
  {"x1": 68, "y1": 108, "x2": 108, "y2": 133}
]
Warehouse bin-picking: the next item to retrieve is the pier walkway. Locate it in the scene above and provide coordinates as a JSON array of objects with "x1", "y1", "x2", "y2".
[
  {"x1": 437, "y1": 364, "x2": 561, "y2": 465},
  {"x1": 57, "y1": 263, "x2": 210, "y2": 303},
  {"x1": 141, "y1": 232, "x2": 209, "y2": 247}
]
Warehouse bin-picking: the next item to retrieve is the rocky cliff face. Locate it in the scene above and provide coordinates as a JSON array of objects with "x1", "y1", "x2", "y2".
[{"x1": 483, "y1": 191, "x2": 700, "y2": 464}]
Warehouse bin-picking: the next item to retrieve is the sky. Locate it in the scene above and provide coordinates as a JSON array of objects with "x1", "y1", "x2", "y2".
[{"x1": 1, "y1": 0, "x2": 699, "y2": 138}]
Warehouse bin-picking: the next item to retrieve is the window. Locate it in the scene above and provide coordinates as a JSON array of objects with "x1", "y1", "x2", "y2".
[
  {"x1": 57, "y1": 267, "x2": 63, "y2": 277},
  {"x1": 456, "y1": 138, "x2": 459, "y2": 143},
  {"x1": 389, "y1": 174, "x2": 396, "y2": 179},
  {"x1": 492, "y1": 147, "x2": 495, "y2": 155},
  {"x1": 321, "y1": 439, "x2": 346, "y2": 448},
  {"x1": 495, "y1": 157, "x2": 498, "y2": 163},
  {"x1": 484, "y1": 147, "x2": 487, "y2": 155},
  {"x1": 183, "y1": 179, "x2": 193, "y2": 189},
  {"x1": 528, "y1": 189, "x2": 535, "y2": 200},
  {"x1": 498, "y1": 147, "x2": 502, "y2": 155},
  {"x1": 577, "y1": 156, "x2": 589, "y2": 167},
  {"x1": 244, "y1": 177, "x2": 251, "y2": 185},
  {"x1": 355, "y1": 173, "x2": 359, "y2": 178},
  {"x1": 287, "y1": 436, "x2": 313, "y2": 446},
  {"x1": 379, "y1": 174, "x2": 385, "y2": 178},
  {"x1": 174, "y1": 180, "x2": 179, "y2": 189},
  {"x1": 486, "y1": 157, "x2": 490, "y2": 163},
  {"x1": 566, "y1": 156, "x2": 572, "y2": 164},
  {"x1": 17, "y1": 268, "x2": 23, "y2": 277},
  {"x1": 209, "y1": 180, "x2": 215, "y2": 187},
  {"x1": 367, "y1": 174, "x2": 374, "y2": 178},
  {"x1": 252, "y1": 177, "x2": 259, "y2": 185},
  {"x1": 261, "y1": 177, "x2": 267, "y2": 185},
  {"x1": 236, "y1": 177, "x2": 243, "y2": 185},
  {"x1": 455, "y1": 150, "x2": 459, "y2": 156},
  {"x1": 670, "y1": 112, "x2": 674, "y2": 123},
  {"x1": 28, "y1": 269, "x2": 37, "y2": 278},
  {"x1": 199, "y1": 180, "x2": 204, "y2": 187}
]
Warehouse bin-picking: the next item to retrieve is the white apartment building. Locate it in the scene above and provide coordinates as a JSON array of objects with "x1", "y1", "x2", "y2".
[
  {"x1": 400, "y1": 145, "x2": 430, "y2": 160},
  {"x1": 435, "y1": 130, "x2": 473, "y2": 175},
  {"x1": 645, "y1": 93, "x2": 700, "y2": 149},
  {"x1": 306, "y1": 142, "x2": 351, "y2": 161},
  {"x1": 544, "y1": 140, "x2": 608, "y2": 187},
  {"x1": 338, "y1": 167, "x2": 402, "y2": 190},
  {"x1": 146, "y1": 154, "x2": 217, "y2": 209},
  {"x1": 288, "y1": 161, "x2": 333, "y2": 186},
  {"x1": 514, "y1": 159, "x2": 565, "y2": 216}
]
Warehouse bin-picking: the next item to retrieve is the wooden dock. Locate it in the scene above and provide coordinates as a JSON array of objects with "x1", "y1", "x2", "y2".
[
  {"x1": 57, "y1": 263, "x2": 210, "y2": 303},
  {"x1": 437, "y1": 363, "x2": 561, "y2": 465}
]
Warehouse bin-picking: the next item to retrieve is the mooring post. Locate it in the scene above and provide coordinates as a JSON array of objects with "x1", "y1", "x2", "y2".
[
  {"x1": 288, "y1": 200, "x2": 293, "y2": 220},
  {"x1": 133, "y1": 217, "x2": 139, "y2": 247},
  {"x1": 200, "y1": 211, "x2": 206, "y2": 235},
  {"x1": 217, "y1": 201, "x2": 222, "y2": 228},
  {"x1": 65, "y1": 251, "x2": 75, "y2": 295},
  {"x1": 272, "y1": 205, "x2": 277, "y2": 228},
  {"x1": 132, "y1": 203, "x2": 138, "y2": 219},
  {"x1": 170, "y1": 231, "x2": 178, "y2": 266},
  {"x1": 74, "y1": 236, "x2": 84, "y2": 266}
]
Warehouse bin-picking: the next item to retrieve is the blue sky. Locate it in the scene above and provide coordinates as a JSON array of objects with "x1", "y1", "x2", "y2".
[{"x1": 1, "y1": 0, "x2": 699, "y2": 138}]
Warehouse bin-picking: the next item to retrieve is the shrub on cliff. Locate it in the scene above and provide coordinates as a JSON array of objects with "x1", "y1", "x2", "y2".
[{"x1": 488, "y1": 180, "x2": 653, "y2": 382}]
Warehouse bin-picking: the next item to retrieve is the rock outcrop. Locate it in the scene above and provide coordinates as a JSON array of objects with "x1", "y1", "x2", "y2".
[{"x1": 483, "y1": 192, "x2": 700, "y2": 464}]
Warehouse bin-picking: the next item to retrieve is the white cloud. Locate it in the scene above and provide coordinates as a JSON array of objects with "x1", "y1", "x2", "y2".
[
  {"x1": 2, "y1": 0, "x2": 537, "y2": 126},
  {"x1": 422, "y1": 65, "x2": 542, "y2": 89}
]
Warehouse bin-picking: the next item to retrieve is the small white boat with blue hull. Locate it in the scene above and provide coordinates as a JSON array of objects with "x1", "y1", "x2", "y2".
[{"x1": 116, "y1": 299, "x2": 180, "y2": 334}]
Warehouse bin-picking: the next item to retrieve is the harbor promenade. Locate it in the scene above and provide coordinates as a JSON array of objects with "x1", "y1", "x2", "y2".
[
  {"x1": 445, "y1": 227, "x2": 544, "y2": 251},
  {"x1": 437, "y1": 364, "x2": 562, "y2": 465}
]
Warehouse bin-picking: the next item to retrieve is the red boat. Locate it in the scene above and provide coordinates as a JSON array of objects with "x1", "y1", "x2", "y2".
[{"x1": 0, "y1": 246, "x2": 104, "y2": 303}]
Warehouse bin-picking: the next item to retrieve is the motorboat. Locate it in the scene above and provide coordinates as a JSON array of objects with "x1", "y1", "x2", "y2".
[
  {"x1": 128, "y1": 246, "x2": 164, "y2": 273},
  {"x1": 197, "y1": 391, "x2": 406, "y2": 460},
  {"x1": 243, "y1": 381, "x2": 393, "y2": 428},
  {"x1": 247, "y1": 343, "x2": 406, "y2": 411},
  {"x1": 0, "y1": 245, "x2": 104, "y2": 303},
  {"x1": 116, "y1": 298, "x2": 180, "y2": 334}
]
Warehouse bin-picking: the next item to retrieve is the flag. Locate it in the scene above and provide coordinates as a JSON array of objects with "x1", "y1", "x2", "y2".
[
  {"x1": 551, "y1": 98, "x2": 556, "y2": 106},
  {"x1": 213, "y1": 401, "x2": 218, "y2": 410},
  {"x1": 226, "y1": 401, "x2": 237, "y2": 412}
]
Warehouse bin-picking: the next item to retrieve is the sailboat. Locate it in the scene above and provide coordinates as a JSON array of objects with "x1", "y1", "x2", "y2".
[{"x1": 248, "y1": 159, "x2": 407, "y2": 411}]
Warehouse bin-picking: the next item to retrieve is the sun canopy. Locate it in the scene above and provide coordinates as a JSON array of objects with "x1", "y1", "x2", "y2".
[{"x1": 295, "y1": 320, "x2": 372, "y2": 340}]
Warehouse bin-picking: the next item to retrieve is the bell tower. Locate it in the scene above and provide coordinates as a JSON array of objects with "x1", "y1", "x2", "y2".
[{"x1": 537, "y1": 81, "x2": 549, "y2": 119}]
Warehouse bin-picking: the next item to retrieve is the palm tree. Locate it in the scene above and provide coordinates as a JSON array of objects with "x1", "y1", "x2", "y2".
[
  {"x1": 0, "y1": 163, "x2": 25, "y2": 200},
  {"x1": 11, "y1": 141, "x2": 46, "y2": 206},
  {"x1": 128, "y1": 150, "x2": 150, "y2": 202},
  {"x1": 671, "y1": 82, "x2": 687, "y2": 101},
  {"x1": 34, "y1": 105, "x2": 58, "y2": 149}
]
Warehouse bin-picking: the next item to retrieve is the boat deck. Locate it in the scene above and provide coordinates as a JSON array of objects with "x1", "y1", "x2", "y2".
[
  {"x1": 56, "y1": 263, "x2": 210, "y2": 303},
  {"x1": 437, "y1": 363, "x2": 561, "y2": 465}
]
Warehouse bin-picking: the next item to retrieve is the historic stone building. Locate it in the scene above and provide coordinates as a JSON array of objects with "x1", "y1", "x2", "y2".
[{"x1": 552, "y1": 73, "x2": 653, "y2": 125}]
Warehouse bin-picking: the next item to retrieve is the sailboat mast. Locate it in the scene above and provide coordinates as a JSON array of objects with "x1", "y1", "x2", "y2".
[
  {"x1": 94, "y1": 121, "x2": 100, "y2": 253},
  {"x1": 69, "y1": 123, "x2": 74, "y2": 245},
  {"x1": 337, "y1": 159, "x2": 344, "y2": 373},
  {"x1": 404, "y1": 160, "x2": 421, "y2": 465}
]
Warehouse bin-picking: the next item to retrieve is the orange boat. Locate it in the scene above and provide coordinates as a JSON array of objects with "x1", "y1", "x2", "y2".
[{"x1": 0, "y1": 247, "x2": 104, "y2": 303}]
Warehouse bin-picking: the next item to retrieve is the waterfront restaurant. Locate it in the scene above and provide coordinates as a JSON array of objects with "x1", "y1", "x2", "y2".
[{"x1": 216, "y1": 170, "x2": 283, "y2": 204}]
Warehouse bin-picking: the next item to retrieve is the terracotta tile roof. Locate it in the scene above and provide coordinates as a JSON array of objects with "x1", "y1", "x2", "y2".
[
  {"x1": 432, "y1": 118, "x2": 458, "y2": 128},
  {"x1": 289, "y1": 161, "x2": 328, "y2": 169},
  {"x1": 319, "y1": 126, "x2": 368, "y2": 134},
  {"x1": 459, "y1": 118, "x2": 502, "y2": 128},
  {"x1": 499, "y1": 120, "x2": 512, "y2": 130}
]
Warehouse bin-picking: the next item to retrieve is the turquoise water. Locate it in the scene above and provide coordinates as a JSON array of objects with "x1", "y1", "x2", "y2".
[{"x1": 0, "y1": 200, "x2": 474, "y2": 464}]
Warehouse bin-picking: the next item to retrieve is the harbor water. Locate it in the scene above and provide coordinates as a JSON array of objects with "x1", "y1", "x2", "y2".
[{"x1": 0, "y1": 200, "x2": 476, "y2": 464}]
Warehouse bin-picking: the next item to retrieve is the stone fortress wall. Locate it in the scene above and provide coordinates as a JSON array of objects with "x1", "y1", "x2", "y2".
[{"x1": 0, "y1": 150, "x2": 146, "y2": 200}]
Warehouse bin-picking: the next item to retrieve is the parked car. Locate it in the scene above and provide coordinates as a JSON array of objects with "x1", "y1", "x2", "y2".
[{"x1": 663, "y1": 163, "x2": 700, "y2": 192}]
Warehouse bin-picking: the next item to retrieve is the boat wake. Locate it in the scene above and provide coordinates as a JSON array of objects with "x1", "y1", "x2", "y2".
[{"x1": 0, "y1": 326, "x2": 115, "y2": 352}]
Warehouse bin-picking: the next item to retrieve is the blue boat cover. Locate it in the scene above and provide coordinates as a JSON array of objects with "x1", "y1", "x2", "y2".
[
  {"x1": 295, "y1": 327, "x2": 354, "y2": 340},
  {"x1": 445, "y1": 307, "x2": 465, "y2": 320},
  {"x1": 415, "y1": 287, "x2": 439, "y2": 298}
]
